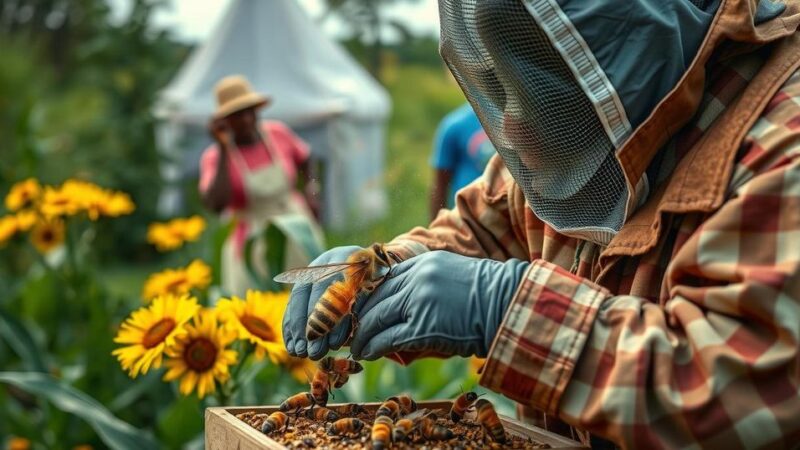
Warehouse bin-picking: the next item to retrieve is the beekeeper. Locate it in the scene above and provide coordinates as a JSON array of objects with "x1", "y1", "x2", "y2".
[
  {"x1": 200, "y1": 75, "x2": 324, "y2": 295},
  {"x1": 284, "y1": 1, "x2": 800, "y2": 447}
]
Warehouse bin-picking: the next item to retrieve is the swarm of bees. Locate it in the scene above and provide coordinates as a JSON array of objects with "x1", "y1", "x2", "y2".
[
  {"x1": 266, "y1": 244, "x2": 521, "y2": 448},
  {"x1": 244, "y1": 384, "x2": 512, "y2": 448},
  {"x1": 274, "y1": 243, "x2": 400, "y2": 341}
]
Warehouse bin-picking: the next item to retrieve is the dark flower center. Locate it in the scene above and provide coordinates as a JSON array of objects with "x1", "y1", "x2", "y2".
[
  {"x1": 142, "y1": 318, "x2": 176, "y2": 348},
  {"x1": 184, "y1": 337, "x2": 218, "y2": 372},
  {"x1": 163, "y1": 274, "x2": 188, "y2": 292},
  {"x1": 241, "y1": 315, "x2": 276, "y2": 341}
]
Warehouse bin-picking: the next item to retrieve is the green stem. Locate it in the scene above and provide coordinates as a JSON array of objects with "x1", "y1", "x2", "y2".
[
  {"x1": 29, "y1": 243, "x2": 66, "y2": 284},
  {"x1": 64, "y1": 219, "x2": 80, "y2": 276}
]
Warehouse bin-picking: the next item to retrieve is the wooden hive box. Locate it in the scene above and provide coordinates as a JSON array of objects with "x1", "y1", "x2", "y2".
[{"x1": 206, "y1": 401, "x2": 587, "y2": 449}]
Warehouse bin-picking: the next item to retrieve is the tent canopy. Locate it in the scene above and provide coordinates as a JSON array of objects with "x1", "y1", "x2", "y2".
[{"x1": 155, "y1": 0, "x2": 391, "y2": 126}]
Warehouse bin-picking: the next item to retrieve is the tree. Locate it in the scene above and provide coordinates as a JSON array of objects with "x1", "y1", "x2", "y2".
[
  {"x1": 0, "y1": 0, "x2": 187, "y2": 261},
  {"x1": 322, "y1": 0, "x2": 420, "y2": 78}
]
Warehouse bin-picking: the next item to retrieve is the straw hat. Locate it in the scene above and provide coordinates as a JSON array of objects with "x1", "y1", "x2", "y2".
[{"x1": 213, "y1": 75, "x2": 272, "y2": 119}]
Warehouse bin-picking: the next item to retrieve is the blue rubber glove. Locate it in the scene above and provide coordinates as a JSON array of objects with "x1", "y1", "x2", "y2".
[
  {"x1": 349, "y1": 251, "x2": 529, "y2": 360},
  {"x1": 282, "y1": 246, "x2": 362, "y2": 359}
]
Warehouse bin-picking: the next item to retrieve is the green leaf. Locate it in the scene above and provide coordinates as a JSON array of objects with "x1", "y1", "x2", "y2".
[
  {"x1": 268, "y1": 214, "x2": 325, "y2": 263},
  {"x1": 244, "y1": 213, "x2": 325, "y2": 292},
  {"x1": 0, "y1": 310, "x2": 47, "y2": 372},
  {"x1": 209, "y1": 220, "x2": 234, "y2": 287},
  {"x1": 264, "y1": 223, "x2": 288, "y2": 285},
  {"x1": 0, "y1": 371, "x2": 159, "y2": 450},
  {"x1": 156, "y1": 394, "x2": 203, "y2": 449},
  {"x1": 108, "y1": 371, "x2": 161, "y2": 412}
]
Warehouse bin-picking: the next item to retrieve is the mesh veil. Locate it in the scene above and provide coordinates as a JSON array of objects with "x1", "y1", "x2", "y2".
[{"x1": 439, "y1": 0, "x2": 635, "y2": 244}]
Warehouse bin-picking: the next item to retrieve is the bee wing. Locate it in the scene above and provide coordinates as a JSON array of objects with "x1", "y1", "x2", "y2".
[
  {"x1": 403, "y1": 409, "x2": 431, "y2": 422},
  {"x1": 273, "y1": 261, "x2": 364, "y2": 284}
]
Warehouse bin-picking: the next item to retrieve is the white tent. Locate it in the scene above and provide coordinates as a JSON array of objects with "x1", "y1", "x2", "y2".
[{"x1": 153, "y1": 0, "x2": 390, "y2": 230}]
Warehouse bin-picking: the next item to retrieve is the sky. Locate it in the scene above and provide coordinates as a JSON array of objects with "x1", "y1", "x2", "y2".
[{"x1": 109, "y1": 0, "x2": 441, "y2": 42}]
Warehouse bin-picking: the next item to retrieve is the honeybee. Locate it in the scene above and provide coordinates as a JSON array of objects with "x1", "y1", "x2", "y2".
[
  {"x1": 375, "y1": 399, "x2": 401, "y2": 420},
  {"x1": 327, "y1": 418, "x2": 366, "y2": 436},
  {"x1": 305, "y1": 405, "x2": 340, "y2": 422},
  {"x1": 419, "y1": 416, "x2": 455, "y2": 441},
  {"x1": 388, "y1": 394, "x2": 417, "y2": 415},
  {"x1": 332, "y1": 373, "x2": 349, "y2": 389},
  {"x1": 279, "y1": 392, "x2": 314, "y2": 413},
  {"x1": 319, "y1": 356, "x2": 363, "y2": 376},
  {"x1": 475, "y1": 399, "x2": 506, "y2": 443},
  {"x1": 371, "y1": 415, "x2": 394, "y2": 450},
  {"x1": 391, "y1": 410, "x2": 429, "y2": 442},
  {"x1": 450, "y1": 391, "x2": 479, "y2": 423},
  {"x1": 274, "y1": 243, "x2": 400, "y2": 341},
  {"x1": 260, "y1": 411, "x2": 289, "y2": 434},
  {"x1": 309, "y1": 369, "x2": 330, "y2": 406},
  {"x1": 318, "y1": 356, "x2": 362, "y2": 390},
  {"x1": 333, "y1": 403, "x2": 367, "y2": 417}
]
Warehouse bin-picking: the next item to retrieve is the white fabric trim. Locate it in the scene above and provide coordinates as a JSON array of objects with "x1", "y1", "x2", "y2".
[{"x1": 522, "y1": 0, "x2": 632, "y2": 149}]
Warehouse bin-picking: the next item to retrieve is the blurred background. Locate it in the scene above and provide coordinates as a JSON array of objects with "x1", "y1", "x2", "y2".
[{"x1": 0, "y1": 0, "x2": 510, "y2": 448}]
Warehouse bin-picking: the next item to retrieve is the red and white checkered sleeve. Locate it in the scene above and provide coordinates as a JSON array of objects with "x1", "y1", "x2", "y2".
[
  {"x1": 479, "y1": 260, "x2": 609, "y2": 414},
  {"x1": 482, "y1": 74, "x2": 800, "y2": 448}
]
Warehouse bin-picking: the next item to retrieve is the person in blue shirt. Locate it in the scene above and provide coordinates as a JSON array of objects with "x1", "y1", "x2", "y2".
[{"x1": 429, "y1": 103, "x2": 496, "y2": 219}]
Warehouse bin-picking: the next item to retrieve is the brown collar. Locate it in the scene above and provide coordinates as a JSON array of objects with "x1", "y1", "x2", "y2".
[{"x1": 602, "y1": 0, "x2": 800, "y2": 259}]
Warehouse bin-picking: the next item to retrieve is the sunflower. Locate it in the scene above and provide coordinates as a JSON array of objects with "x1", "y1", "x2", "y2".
[
  {"x1": 39, "y1": 186, "x2": 81, "y2": 218},
  {"x1": 75, "y1": 182, "x2": 135, "y2": 220},
  {"x1": 5, "y1": 178, "x2": 41, "y2": 212},
  {"x1": 216, "y1": 290, "x2": 288, "y2": 363},
  {"x1": 8, "y1": 437, "x2": 31, "y2": 450},
  {"x1": 100, "y1": 192, "x2": 135, "y2": 218},
  {"x1": 163, "y1": 309, "x2": 238, "y2": 398},
  {"x1": 141, "y1": 260, "x2": 211, "y2": 301},
  {"x1": 30, "y1": 218, "x2": 65, "y2": 254},
  {"x1": 147, "y1": 216, "x2": 206, "y2": 251},
  {"x1": 14, "y1": 210, "x2": 37, "y2": 232},
  {"x1": 112, "y1": 294, "x2": 200, "y2": 378},
  {"x1": 0, "y1": 216, "x2": 19, "y2": 245}
]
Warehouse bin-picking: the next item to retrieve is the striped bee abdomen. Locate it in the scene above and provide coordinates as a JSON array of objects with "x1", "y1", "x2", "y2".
[{"x1": 306, "y1": 280, "x2": 355, "y2": 340}]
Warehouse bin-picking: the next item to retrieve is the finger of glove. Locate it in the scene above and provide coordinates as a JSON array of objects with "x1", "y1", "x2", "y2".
[
  {"x1": 349, "y1": 294, "x2": 406, "y2": 357},
  {"x1": 307, "y1": 313, "x2": 350, "y2": 360},
  {"x1": 283, "y1": 282, "x2": 311, "y2": 356},
  {"x1": 356, "y1": 267, "x2": 412, "y2": 318},
  {"x1": 358, "y1": 324, "x2": 411, "y2": 361},
  {"x1": 326, "y1": 310, "x2": 353, "y2": 351}
]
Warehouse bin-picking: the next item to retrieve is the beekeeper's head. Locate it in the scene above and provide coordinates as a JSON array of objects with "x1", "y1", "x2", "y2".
[{"x1": 437, "y1": 0, "x2": 775, "y2": 244}]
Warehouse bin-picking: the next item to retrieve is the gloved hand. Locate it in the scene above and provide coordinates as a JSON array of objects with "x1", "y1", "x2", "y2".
[
  {"x1": 282, "y1": 245, "x2": 362, "y2": 359},
  {"x1": 349, "y1": 251, "x2": 529, "y2": 360}
]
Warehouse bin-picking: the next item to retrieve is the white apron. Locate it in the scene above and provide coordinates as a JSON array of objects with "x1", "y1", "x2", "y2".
[{"x1": 221, "y1": 132, "x2": 325, "y2": 296}]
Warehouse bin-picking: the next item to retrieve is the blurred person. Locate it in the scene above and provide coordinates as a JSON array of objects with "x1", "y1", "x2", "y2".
[
  {"x1": 429, "y1": 102, "x2": 496, "y2": 220},
  {"x1": 283, "y1": 1, "x2": 800, "y2": 448},
  {"x1": 200, "y1": 75, "x2": 323, "y2": 295}
]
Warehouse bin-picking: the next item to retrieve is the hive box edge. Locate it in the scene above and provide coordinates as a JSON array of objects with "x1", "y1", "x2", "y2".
[{"x1": 205, "y1": 401, "x2": 587, "y2": 449}]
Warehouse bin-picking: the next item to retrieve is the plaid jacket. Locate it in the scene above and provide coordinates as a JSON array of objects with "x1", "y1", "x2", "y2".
[{"x1": 386, "y1": 10, "x2": 800, "y2": 450}]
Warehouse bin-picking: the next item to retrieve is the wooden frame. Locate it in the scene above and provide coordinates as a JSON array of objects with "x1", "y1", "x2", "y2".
[{"x1": 206, "y1": 401, "x2": 587, "y2": 449}]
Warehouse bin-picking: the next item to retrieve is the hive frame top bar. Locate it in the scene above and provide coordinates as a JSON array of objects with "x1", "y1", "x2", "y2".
[{"x1": 206, "y1": 401, "x2": 587, "y2": 449}]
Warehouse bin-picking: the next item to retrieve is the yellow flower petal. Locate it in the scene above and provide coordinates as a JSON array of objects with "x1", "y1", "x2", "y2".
[{"x1": 112, "y1": 294, "x2": 199, "y2": 378}]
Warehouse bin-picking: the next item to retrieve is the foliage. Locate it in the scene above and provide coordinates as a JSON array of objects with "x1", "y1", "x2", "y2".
[
  {"x1": 0, "y1": 372, "x2": 158, "y2": 450},
  {"x1": 322, "y1": 0, "x2": 421, "y2": 77},
  {"x1": 0, "y1": 4, "x2": 514, "y2": 447},
  {"x1": 0, "y1": 0, "x2": 187, "y2": 264}
]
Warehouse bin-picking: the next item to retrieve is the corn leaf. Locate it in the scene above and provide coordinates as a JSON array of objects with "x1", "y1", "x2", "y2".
[
  {"x1": 0, "y1": 310, "x2": 47, "y2": 373},
  {"x1": 0, "y1": 371, "x2": 159, "y2": 450}
]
